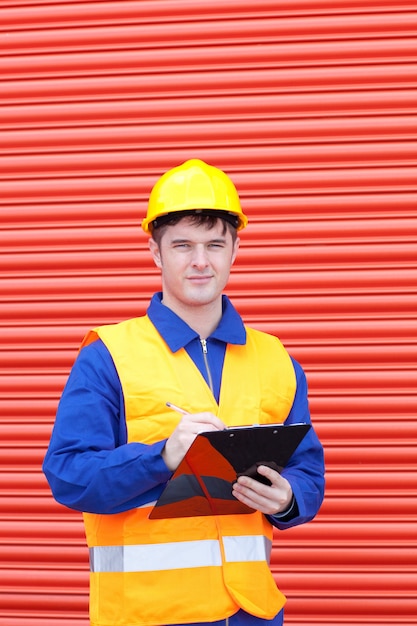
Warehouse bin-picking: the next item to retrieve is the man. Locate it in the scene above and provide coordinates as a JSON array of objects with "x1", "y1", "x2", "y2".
[{"x1": 43, "y1": 159, "x2": 325, "y2": 626}]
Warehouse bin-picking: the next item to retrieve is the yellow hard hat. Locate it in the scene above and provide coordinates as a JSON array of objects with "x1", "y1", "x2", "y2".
[{"x1": 141, "y1": 159, "x2": 248, "y2": 234}]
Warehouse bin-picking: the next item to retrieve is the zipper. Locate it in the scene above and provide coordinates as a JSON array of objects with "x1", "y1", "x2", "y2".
[
  {"x1": 200, "y1": 338, "x2": 214, "y2": 395},
  {"x1": 200, "y1": 342, "x2": 227, "y2": 626}
]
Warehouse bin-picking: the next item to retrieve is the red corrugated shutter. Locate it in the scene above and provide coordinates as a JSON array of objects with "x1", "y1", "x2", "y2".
[{"x1": 2, "y1": 1, "x2": 416, "y2": 624}]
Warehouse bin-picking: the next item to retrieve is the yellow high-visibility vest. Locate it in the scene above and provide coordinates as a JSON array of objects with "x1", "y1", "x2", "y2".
[{"x1": 82, "y1": 315, "x2": 297, "y2": 626}]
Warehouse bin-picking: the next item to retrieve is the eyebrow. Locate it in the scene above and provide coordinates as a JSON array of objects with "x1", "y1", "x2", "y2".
[{"x1": 170, "y1": 237, "x2": 227, "y2": 244}]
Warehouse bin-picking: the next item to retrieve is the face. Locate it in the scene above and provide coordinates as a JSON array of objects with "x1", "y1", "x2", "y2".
[{"x1": 149, "y1": 217, "x2": 239, "y2": 314}]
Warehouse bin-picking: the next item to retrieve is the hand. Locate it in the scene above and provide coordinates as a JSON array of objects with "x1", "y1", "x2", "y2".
[
  {"x1": 162, "y1": 411, "x2": 225, "y2": 471},
  {"x1": 232, "y1": 464, "x2": 293, "y2": 516}
]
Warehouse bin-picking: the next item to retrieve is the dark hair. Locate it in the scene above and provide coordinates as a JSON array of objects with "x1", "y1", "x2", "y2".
[{"x1": 151, "y1": 212, "x2": 238, "y2": 245}]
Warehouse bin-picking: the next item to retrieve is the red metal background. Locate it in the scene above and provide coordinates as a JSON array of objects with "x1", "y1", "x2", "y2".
[{"x1": 1, "y1": 1, "x2": 416, "y2": 624}]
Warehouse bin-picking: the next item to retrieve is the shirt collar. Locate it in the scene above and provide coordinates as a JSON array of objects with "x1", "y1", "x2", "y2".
[{"x1": 147, "y1": 292, "x2": 246, "y2": 353}]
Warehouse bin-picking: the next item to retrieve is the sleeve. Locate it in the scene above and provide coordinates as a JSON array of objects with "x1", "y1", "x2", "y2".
[
  {"x1": 268, "y1": 357, "x2": 325, "y2": 530},
  {"x1": 42, "y1": 338, "x2": 173, "y2": 515}
]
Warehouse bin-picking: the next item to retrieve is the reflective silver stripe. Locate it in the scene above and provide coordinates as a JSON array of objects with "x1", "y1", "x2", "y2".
[
  {"x1": 90, "y1": 539, "x2": 222, "y2": 573},
  {"x1": 223, "y1": 535, "x2": 271, "y2": 563},
  {"x1": 90, "y1": 545, "x2": 122, "y2": 573},
  {"x1": 90, "y1": 535, "x2": 269, "y2": 573}
]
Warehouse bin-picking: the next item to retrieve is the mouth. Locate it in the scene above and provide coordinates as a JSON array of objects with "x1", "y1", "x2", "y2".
[{"x1": 187, "y1": 275, "x2": 213, "y2": 283}]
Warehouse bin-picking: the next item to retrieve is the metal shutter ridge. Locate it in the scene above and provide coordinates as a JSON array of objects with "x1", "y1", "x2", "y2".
[{"x1": 1, "y1": 1, "x2": 416, "y2": 624}]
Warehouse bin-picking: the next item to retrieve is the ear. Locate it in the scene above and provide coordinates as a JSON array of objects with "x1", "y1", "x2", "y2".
[
  {"x1": 149, "y1": 238, "x2": 162, "y2": 269},
  {"x1": 231, "y1": 236, "x2": 240, "y2": 265}
]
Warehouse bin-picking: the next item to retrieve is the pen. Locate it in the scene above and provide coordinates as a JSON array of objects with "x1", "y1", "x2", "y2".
[{"x1": 166, "y1": 401, "x2": 189, "y2": 416}]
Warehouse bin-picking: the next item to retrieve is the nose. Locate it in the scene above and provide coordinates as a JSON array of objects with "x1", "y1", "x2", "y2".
[{"x1": 191, "y1": 245, "x2": 209, "y2": 270}]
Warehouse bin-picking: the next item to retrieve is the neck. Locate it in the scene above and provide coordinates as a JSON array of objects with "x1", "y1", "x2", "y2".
[{"x1": 161, "y1": 296, "x2": 222, "y2": 339}]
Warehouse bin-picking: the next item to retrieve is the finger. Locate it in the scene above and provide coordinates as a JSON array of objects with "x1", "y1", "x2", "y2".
[
  {"x1": 175, "y1": 413, "x2": 226, "y2": 438},
  {"x1": 234, "y1": 473, "x2": 272, "y2": 494},
  {"x1": 232, "y1": 483, "x2": 278, "y2": 515},
  {"x1": 233, "y1": 475, "x2": 270, "y2": 500},
  {"x1": 233, "y1": 474, "x2": 292, "y2": 515},
  {"x1": 188, "y1": 412, "x2": 226, "y2": 431},
  {"x1": 256, "y1": 464, "x2": 284, "y2": 486}
]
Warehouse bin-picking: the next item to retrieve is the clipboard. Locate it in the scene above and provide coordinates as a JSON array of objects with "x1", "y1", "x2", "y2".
[{"x1": 149, "y1": 422, "x2": 310, "y2": 519}]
